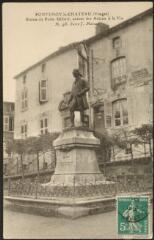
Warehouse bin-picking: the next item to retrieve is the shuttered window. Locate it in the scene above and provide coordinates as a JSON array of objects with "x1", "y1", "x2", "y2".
[
  {"x1": 40, "y1": 117, "x2": 48, "y2": 135},
  {"x1": 21, "y1": 123, "x2": 28, "y2": 139},
  {"x1": 4, "y1": 116, "x2": 14, "y2": 132},
  {"x1": 39, "y1": 80, "x2": 48, "y2": 103},
  {"x1": 4, "y1": 116, "x2": 9, "y2": 131},
  {"x1": 21, "y1": 88, "x2": 28, "y2": 111}
]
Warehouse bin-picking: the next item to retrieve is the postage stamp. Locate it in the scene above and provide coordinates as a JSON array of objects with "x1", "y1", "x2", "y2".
[{"x1": 117, "y1": 196, "x2": 150, "y2": 237}]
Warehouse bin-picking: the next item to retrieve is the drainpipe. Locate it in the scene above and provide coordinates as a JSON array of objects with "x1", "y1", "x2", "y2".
[{"x1": 88, "y1": 48, "x2": 94, "y2": 129}]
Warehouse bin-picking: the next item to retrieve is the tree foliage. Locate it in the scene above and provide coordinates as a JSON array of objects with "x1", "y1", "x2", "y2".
[
  {"x1": 132, "y1": 124, "x2": 153, "y2": 143},
  {"x1": 5, "y1": 132, "x2": 60, "y2": 156}
]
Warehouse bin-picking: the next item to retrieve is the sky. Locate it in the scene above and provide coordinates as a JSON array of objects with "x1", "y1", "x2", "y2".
[{"x1": 3, "y1": 2, "x2": 153, "y2": 102}]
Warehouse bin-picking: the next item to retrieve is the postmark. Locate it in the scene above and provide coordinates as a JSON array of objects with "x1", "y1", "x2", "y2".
[{"x1": 117, "y1": 196, "x2": 150, "y2": 237}]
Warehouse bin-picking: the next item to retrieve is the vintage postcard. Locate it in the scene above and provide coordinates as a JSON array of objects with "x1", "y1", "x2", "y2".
[{"x1": 3, "y1": 2, "x2": 153, "y2": 239}]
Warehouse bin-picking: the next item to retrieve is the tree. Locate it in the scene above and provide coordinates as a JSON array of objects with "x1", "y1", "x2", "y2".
[
  {"x1": 5, "y1": 132, "x2": 60, "y2": 178},
  {"x1": 26, "y1": 132, "x2": 60, "y2": 175},
  {"x1": 38, "y1": 132, "x2": 60, "y2": 168},
  {"x1": 94, "y1": 130, "x2": 128, "y2": 176},
  {"x1": 132, "y1": 124, "x2": 153, "y2": 158},
  {"x1": 26, "y1": 136, "x2": 42, "y2": 177},
  {"x1": 6, "y1": 139, "x2": 27, "y2": 178}
]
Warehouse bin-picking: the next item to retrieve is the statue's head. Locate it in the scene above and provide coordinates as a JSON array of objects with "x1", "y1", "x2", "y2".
[{"x1": 72, "y1": 69, "x2": 82, "y2": 78}]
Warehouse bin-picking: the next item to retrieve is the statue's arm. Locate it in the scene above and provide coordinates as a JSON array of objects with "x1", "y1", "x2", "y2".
[{"x1": 78, "y1": 80, "x2": 89, "y2": 96}]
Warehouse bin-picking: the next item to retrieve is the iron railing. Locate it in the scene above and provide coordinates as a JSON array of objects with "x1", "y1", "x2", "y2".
[{"x1": 7, "y1": 174, "x2": 152, "y2": 199}]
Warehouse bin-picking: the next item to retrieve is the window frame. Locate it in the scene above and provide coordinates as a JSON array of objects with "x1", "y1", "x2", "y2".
[
  {"x1": 41, "y1": 63, "x2": 46, "y2": 73},
  {"x1": 39, "y1": 79, "x2": 48, "y2": 103},
  {"x1": 23, "y1": 74, "x2": 27, "y2": 84},
  {"x1": 21, "y1": 87, "x2": 28, "y2": 111},
  {"x1": 111, "y1": 56, "x2": 127, "y2": 89},
  {"x1": 4, "y1": 116, "x2": 9, "y2": 131},
  {"x1": 112, "y1": 36, "x2": 121, "y2": 49},
  {"x1": 9, "y1": 117, "x2": 14, "y2": 132},
  {"x1": 112, "y1": 98, "x2": 129, "y2": 128},
  {"x1": 40, "y1": 117, "x2": 48, "y2": 135},
  {"x1": 21, "y1": 123, "x2": 28, "y2": 139}
]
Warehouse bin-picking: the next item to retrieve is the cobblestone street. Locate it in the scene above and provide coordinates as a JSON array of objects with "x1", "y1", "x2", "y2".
[{"x1": 4, "y1": 201, "x2": 117, "y2": 239}]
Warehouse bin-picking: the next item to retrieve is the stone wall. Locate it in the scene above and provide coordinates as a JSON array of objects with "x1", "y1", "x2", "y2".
[{"x1": 99, "y1": 157, "x2": 152, "y2": 177}]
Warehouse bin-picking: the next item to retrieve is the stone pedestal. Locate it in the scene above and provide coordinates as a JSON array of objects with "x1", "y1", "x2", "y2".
[
  {"x1": 6, "y1": 126, "x2": 116, "y2": 219},
  {"x1": 45, "y1": 127, "x2": 106, "y2": 186}
]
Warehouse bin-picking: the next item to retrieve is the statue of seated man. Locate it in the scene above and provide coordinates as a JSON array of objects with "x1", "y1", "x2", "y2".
[{"x1": 68, "y1": 69, "x2": 89, "y2": 127}]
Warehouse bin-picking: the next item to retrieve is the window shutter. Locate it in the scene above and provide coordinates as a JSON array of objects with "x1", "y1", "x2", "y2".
[
  {"x1": 104, "y1": 100, "x2": 112, "y2": 128},
  {"x1": 39, "y1": 81, "x2": 41, "y2": 102},
  {"x1": 46, "y1": 79, "x2": 48, "y2": 101},
  {"x1": 39, "y1": 80, "x2": 48, "y2": 103}
]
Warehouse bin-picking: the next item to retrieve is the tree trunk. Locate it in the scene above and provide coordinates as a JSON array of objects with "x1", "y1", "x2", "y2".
[
  {"x1": 21, "y1": 154, "x2": 24, "y2": 179},
  {"x1": 16, "y1": 158, "x2": 18, "y2": 174},
  {"x1": 32, "y1": 158, "x2": 34, "y2": 172},
  {"x1": 112, "y1": 146, "x2": 115, "y2": 161},
  {"x1": 43, "y1": 151, "x2": 45, "y2": 169},
  {"x1": 103, "y1": 162, "x2": 106, "y2": 176},
  {"x1": 130, "y1": 144, "x2": 134, "y2": 174},
  {"x1": 149, "y1": 139, "x2": 152, "y2": 158},
  {"x1": 143, "y1": 142, "x2": 146, "y2": 158}
]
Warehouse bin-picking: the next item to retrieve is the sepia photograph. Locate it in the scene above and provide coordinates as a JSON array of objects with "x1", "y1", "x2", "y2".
[{"x1": 3, "y1": 2, "x2": 153, "y2": 239}]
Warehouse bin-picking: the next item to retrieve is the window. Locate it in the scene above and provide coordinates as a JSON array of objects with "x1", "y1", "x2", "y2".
[
  {"x1": 40, "y1": 117, "x2": 48, "y2": 134},
  {"x1": 113, "y1": 37, "x2": 121, "y2": 49},
  {"x1": 4, "y1": 116, "x2": 14, "y2": 132},
  {"x1": 112, "y1": 99, "x2": 128, "y2": 127},
  {"x1": 23, "y1": 75, "x2": 27, "y2": 84},
  {"x1": 4, "y1": 116, "x2": 9, "y2": 131},
  {"x1": 111, "y1": 57, "x2": 126, "y2": 87},
  {"x1": 78, "y1": 54, "x2": 87, "y2": 78},
  {"x1": 41, "y1": 63, "x2": 46, "y2": 73},
  {"x1": 10, "y1": 104, "x2": 14, "y2": 112},
  {"x1": 21, "y1": 88, "x2": 28, "y2": 111},
  {"x1": 9, "y1": 117, "x2": 14, "y2": 131},
  {"x1": 104, "y1": 101, "x2": 112, "y2": 128},
  {"x1": 21, "y1": 123, "x2": 27, "y2": 138},
  {"x1": 39, "y1": 80, "x2": 48, "y2": 102}
]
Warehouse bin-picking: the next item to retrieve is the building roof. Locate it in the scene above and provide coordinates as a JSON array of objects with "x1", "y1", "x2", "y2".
[
  {"x1": 14, "y1": 7, "x2": 153, "y2": 79},
  {"x1": 85, "y1": 7, "x2": 153, "y2": 45}
]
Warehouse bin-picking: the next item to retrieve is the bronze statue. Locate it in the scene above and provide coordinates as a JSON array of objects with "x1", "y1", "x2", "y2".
[{"x1": 68, "y1": 69, "x2": 89, "y2": 127}]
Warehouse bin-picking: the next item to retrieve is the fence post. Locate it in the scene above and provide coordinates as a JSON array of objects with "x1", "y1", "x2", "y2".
[{"x1": 35, "y1": 176, "x2": 38, "y2": 199}]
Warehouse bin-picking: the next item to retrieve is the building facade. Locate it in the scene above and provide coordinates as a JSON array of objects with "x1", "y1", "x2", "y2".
[
  {"x1": 3, "y1": 102, "x2": 15, "y2": 175},
  {"x1": 14, "y1": 43, "x2": 88, "y2": 139},
  {"x1": 14, "y1": 8, "x2": 153, "y2": 163},
  {"x1": 86, "y1": 8, "x2": 153, "y2": 160}
]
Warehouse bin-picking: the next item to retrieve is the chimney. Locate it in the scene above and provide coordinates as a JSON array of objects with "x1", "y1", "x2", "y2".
[{"x1": 95, "y1": 23, "x2": 109, "y2": 35}]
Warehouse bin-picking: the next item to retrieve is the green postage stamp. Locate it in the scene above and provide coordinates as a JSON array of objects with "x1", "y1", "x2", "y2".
[{"x1": 117, "y1": 196, "x2": 150, "y2": 238}]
